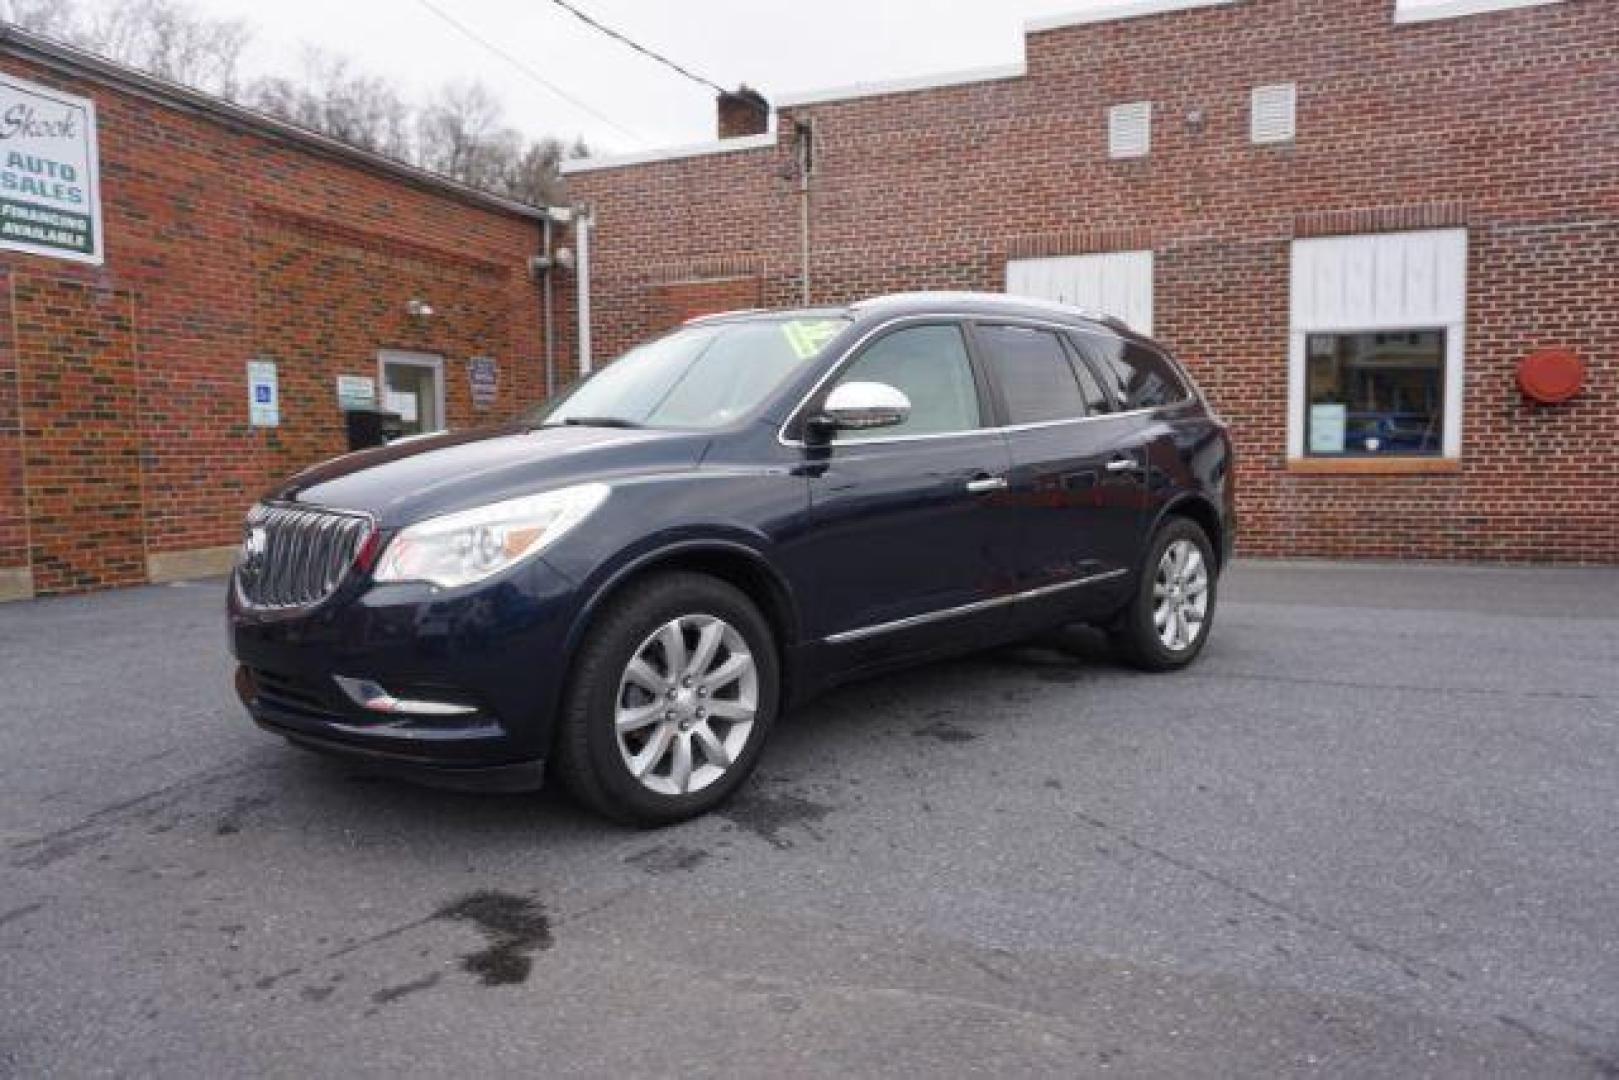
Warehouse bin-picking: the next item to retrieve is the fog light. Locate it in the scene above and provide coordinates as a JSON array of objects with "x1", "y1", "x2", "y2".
[{"x1": 333, "y1": 676, "x2": 478, "y2": 718}]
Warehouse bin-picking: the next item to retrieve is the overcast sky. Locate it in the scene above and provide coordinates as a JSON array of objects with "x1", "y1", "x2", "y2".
[{"x1": 178, "y1": 0, "x2": 1147, "y2": 154}]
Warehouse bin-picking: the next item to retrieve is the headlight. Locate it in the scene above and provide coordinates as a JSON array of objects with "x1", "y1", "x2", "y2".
[{"x1": 373, "y1": 483, "x2": 609, "y2": 588}]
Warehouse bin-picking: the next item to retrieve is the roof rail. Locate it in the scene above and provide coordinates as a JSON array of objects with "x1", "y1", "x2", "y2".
[{"x1": 852, "y1": 291, "x2": 1110, "y2": 324}]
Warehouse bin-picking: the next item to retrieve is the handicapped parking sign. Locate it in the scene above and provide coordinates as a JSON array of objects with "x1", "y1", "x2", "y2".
[{"x1": 247, "y1": 360, "x2": 279, "y2": 427}]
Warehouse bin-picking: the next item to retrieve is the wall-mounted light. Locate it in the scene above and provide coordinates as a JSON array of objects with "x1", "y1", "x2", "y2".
[
  {"x1": 528, "y1": 247, "x2": 577, "y2": 278},
  {"x1": 405, "y1": 298, "x2": 435, "y2": 318}
]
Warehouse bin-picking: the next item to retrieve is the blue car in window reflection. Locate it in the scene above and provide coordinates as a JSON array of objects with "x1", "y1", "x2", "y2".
[{"x1": 1345, "y1": 412, "x2": 1440, "y2": 455}]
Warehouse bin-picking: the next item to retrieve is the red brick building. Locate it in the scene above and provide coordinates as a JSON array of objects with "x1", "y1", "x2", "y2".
[
  {"x1": 0, "y1": 28, "x2": 567, "y2": 600},
  {"x1": 564, "y1": 0, "x2": 1617, "y2": 563}
]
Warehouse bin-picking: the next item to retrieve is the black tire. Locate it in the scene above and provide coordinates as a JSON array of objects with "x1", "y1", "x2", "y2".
[
  {"x1": 1109, "y1": 517, "x2": 1219, "y2": 672},
  {"x1": 552, "y1": 571, "x2": 779, "y2": 826}
]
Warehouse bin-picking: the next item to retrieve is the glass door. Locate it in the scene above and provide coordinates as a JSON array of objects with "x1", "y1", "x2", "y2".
[{"x1": 378, "y1": 351, "x2": 445, "y2": 437}]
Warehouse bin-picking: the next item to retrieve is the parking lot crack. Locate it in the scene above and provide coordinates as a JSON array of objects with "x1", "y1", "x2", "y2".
[
  {"x1": 1071, "y1": 810, "x2": 1459, "y2": 985},
  {"x1": 10, "y1": 760, "x2": 259, "y2": 870},
  {"x1": 1193, "y1": 670, "x2": 1607, "y2": 705}
]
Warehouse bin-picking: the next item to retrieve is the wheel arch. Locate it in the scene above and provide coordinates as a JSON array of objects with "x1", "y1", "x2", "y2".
[
  {"x1": 1151, "y1": 493, "x2": 1227, "y2": 570},
  {"x1": 560, "y1": 539, "x2": 802, "y2": 709}
]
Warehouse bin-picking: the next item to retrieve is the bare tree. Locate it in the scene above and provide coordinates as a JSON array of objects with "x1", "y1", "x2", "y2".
[
  {"x1": 5, "y1": 0, "x2": 581, "y2": 205},
  {"x1": 10, "y1": 0, "x2": 251, "y2": 97},
  {"x1": 495, "y1": 137, "x2": 567, "y2": 207},
  {"x1": 247, "y1": 48, "x2": 414, "y2": 161},
  {"x1": 6, "y1": 0, "x2": 82, "y2": 40}
]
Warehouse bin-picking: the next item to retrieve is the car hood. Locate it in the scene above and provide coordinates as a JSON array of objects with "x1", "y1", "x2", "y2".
[{"x1": 270, "y1": 423, "x2": 712, "y2": 526}]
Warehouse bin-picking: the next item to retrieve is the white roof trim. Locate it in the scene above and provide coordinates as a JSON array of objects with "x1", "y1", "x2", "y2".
[
  {"x1": 1392, "y1": 0, "x2": 1564, "y2": 24},
  {"x1": 1027, "y1": 0, "x2": 1239, "y2": 33},
  {"x1": 561, "y1": 132, "x2": 776, "y2": 175},
  {"x1": 775, "y1": 62, "x2": 1027, "y2": 108}
]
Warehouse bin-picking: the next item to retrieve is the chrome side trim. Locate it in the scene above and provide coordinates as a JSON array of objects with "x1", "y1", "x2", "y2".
[{"x1": 823, "y1": 568, "x2": 1129, "y2": 645}]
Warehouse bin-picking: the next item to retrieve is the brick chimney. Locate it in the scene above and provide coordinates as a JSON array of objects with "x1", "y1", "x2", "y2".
[{"x1": 717, "y1": 86, "x2": 770, "y2": 139}]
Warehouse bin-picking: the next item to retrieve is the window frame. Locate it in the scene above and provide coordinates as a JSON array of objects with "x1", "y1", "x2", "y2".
[
  {"x1": 1301, "y1": 328, "x2": 1449, "y2": 459},
  {"x1": 968, "y1": 321, "x2": 1113, "y2": 428},
  {"x1": 1288, "y1": 229, "x2": 1468, "y2": 463},
  {"x1": 778, "y1": 313, "x2": 1182, "y2": 448},
  {"x1": 790, "y1": 318, "x2": 996, "y2": 446},
  {"x1": 1070, "y1": 334, "x2": 1196, "y2": 414}
]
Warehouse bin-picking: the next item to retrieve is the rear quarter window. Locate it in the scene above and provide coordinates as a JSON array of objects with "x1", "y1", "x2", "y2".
[{"x1": 1074, "y1": 334, "x2": 1192, "y2": 411}]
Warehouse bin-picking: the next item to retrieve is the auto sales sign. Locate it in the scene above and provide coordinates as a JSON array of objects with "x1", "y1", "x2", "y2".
[{"x1": 0, "y1": 73, "x2": 102, "y2": 264}]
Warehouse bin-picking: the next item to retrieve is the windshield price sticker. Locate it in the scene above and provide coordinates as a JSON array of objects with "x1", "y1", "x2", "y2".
[{"x1": 781, "y1": 320, "x2": 843, "y2": 360}]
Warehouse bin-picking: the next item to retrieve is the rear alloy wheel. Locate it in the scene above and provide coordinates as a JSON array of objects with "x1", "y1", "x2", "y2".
[
  {"x1": 553, "y1": 572, "x2": 778, "y2": 825},
  {"x1": 1110, "y1": 517, "x2": 1218, "y2": 671},
  {"x1": 1152, "y1": 539, "x2": 1211, "y2": 653}
]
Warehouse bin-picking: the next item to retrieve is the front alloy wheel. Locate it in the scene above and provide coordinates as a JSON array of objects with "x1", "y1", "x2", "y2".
[
  {"x1": 615, "y1": 615, "x2": 758, "y2": 796},
  {"x1": 553, "y1": 572, "x2": 779, "y2": 825}
]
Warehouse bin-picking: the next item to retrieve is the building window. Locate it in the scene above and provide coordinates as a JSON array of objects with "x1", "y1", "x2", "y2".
[
  {"x1": 1304, "y1": 331, "x2": 1445, "y2": 456},
  {"x1": 1289, "y1": 229, "x2": 1468, "y2": 461},
  {"x1": 1108, "y1": 102, "x2": 1152, "y2": 159},
  {"x1": 1250, "y1": 83, "x2": 1297, "y2": 144}
]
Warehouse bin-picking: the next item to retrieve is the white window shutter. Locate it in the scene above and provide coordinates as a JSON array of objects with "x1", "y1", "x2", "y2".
[
  {"x1": 1108, "y1": 102, "x2": 1152, "y2": 159},
  {"x1": 1006, "y1": 251, "x2": 1155, "y2": 335},
  {"x1": 1251, "y1": 83, "x2": 1297, "y2": 144}
]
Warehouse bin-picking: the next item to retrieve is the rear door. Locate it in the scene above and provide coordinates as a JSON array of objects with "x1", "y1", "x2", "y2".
[
  {"x1": 971, "y1": 321, "x2": 1146, "y2": 625},
  {"x1": 795, "y1": 321, "x2": 1014, "y2": 662}
]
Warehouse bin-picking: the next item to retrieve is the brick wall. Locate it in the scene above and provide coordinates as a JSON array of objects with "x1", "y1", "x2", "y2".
[
  {"x1": 568, "y1": 0, "x2": 1618, "y2": 563},
  {"x1": 0, "y1": 49, "x2": 549, "y2": 596}
]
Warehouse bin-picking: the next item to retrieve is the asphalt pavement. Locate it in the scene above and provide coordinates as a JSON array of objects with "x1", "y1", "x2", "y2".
[{"x1": 1, "y1": 561, "x2": 1616, "y2": 1077}]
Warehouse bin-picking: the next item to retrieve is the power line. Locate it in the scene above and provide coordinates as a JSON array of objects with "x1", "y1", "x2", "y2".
[
  {"x1": 411, "y1": 0, "x2": 646, "y2": 145},
  {"x1": 545, "y1": 0, "x2": 758, "y2": 107}
]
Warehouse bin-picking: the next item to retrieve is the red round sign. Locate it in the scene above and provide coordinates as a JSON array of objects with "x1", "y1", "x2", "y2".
[{"x1": 1517, "y1": 348, "x2": 1585, "y2": 404}]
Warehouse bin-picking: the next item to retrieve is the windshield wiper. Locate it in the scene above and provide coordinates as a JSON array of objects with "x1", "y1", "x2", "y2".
[{"x1": 548, "y1": 416, "x2": 644, "y2": 430}]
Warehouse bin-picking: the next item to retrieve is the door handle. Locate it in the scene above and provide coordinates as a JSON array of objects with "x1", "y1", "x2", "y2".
[
  {"x1": 965, "y1": 476, "x2": 1009, "y2": 494},
  {"x1": 1105, "y1": 456, "x2": 1142, "y2": 474}
]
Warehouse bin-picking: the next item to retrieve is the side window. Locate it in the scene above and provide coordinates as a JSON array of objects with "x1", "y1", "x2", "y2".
[
  {"x1": 829, "y1": 324, "x2": 982, "y2": 441},
  {"x1": 1077, "y1": 334, "x2": 1190, "y2": 411},
  {"x1": 976, "y1": 324, "x2": 1103, "y2": 424}
]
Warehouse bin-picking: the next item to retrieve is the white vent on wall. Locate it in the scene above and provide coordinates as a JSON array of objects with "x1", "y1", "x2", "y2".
[
  {"x1": 1108, "y1": 102, "x2": 1152, "y2": 159},
  {"x1": 1251, "y1": 83, "x2": 1297, "y2": 144}
]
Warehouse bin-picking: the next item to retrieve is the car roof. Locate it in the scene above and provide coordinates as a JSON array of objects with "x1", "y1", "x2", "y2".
[{"x1": 684, "y1": 291, "x2": 1128, "y2": 335}]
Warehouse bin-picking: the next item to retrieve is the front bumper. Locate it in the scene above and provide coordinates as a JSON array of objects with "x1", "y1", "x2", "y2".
[{"x1": 230, "y1": 556, "x2": 581, "y2": 789}]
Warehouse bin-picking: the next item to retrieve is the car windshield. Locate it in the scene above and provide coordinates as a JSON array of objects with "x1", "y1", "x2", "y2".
[{"x1": 532, "y1": 316, "x2": 849, "y2": 431}]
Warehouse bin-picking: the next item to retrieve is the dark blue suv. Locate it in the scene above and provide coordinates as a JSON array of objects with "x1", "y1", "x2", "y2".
[{"x1": 230, "y1": 293, "x2": 1234, "y2": 824}]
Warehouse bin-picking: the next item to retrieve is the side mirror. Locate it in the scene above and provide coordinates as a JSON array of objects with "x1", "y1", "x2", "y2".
[{"x1": 810, "y1": 381, "x2": 912, "y2": 438}]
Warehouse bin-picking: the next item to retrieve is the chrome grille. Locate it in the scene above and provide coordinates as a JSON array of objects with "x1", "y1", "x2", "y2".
[{"x1": 235, "y1": 503, "x2": 373, "y2": 609}]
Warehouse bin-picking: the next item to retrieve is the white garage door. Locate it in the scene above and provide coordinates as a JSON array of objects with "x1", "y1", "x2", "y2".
[{"x1": 1006, "y1": 251, "x2": 1154, "y2": 334}]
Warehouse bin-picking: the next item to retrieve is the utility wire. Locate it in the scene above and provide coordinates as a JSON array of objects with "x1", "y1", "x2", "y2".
[
  {"x1": 412, "y1": 0, "x2": 647, "y2": 145},
  {"x1": 545, "y1": 0, "x2": 764, "y2": 111}
]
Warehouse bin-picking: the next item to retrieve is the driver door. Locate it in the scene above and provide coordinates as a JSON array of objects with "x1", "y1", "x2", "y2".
[{"x1": 794, "y1": 321, "x2": 1013, "y2": 666}]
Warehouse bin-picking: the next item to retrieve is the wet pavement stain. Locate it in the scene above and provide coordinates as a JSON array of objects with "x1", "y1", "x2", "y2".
[
  {"x1": 434, "y1": 891, "x2": 552, "y2": 986},
  {"x1": 912, "y1": 720, "x2": 979, "y2": 744},
  {"x1": 371, "y1": 972, "x2": 442, "y2": 1005},
  {"x1": 718, "y1": 792, "x2": 834, "y2": 850},
  {"x1": 625, "y1": 845, "x2": 710, "y2": 875}
]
